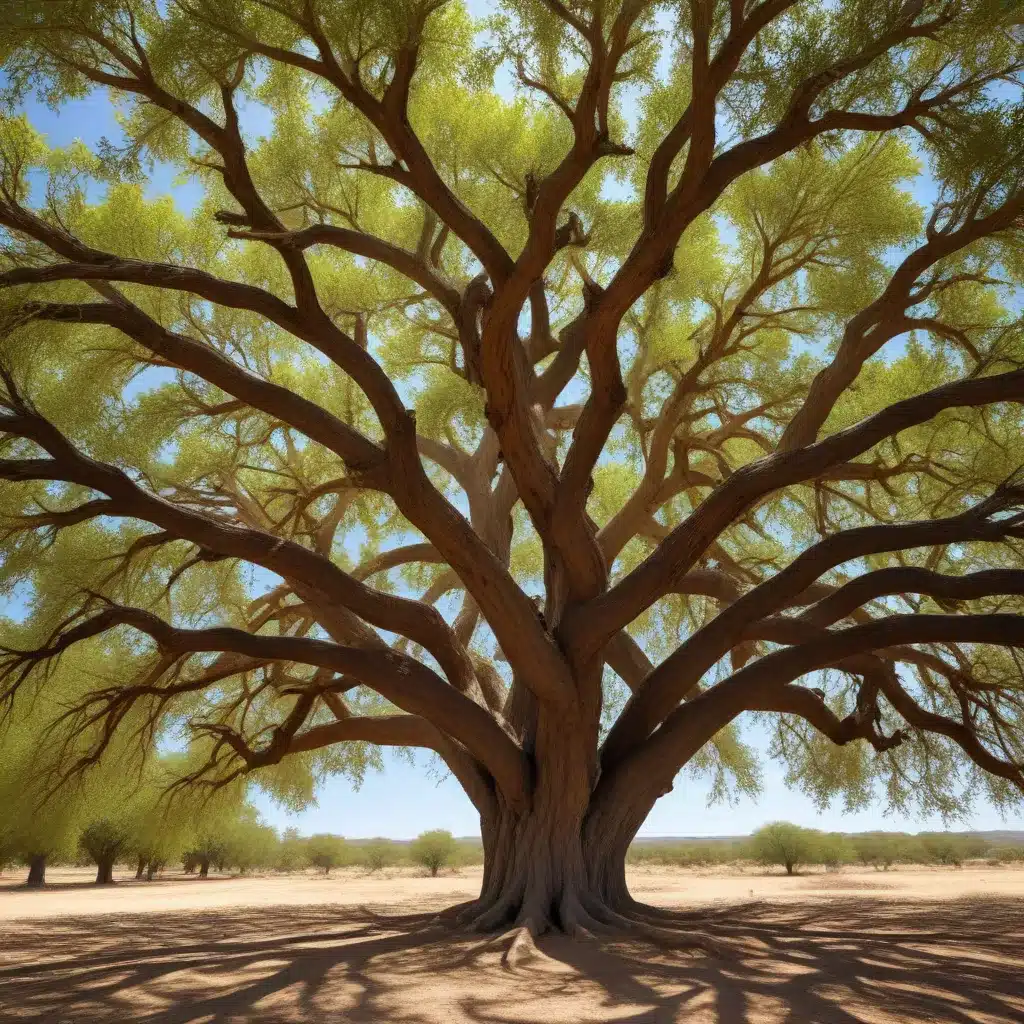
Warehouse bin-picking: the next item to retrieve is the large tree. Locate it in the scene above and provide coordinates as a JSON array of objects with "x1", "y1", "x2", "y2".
[{"x1": 1, "y1": 0, "x2": 1023, "y2": 953}]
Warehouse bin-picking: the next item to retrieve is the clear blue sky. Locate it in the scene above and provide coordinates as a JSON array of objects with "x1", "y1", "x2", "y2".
[{"x1": 5, "y1": 45, "x2": 1023, "y2": 842}]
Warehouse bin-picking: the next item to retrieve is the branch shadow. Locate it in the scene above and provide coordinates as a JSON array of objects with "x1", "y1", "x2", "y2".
[{"x1": 0, "y1": 896, "x2": 1021, "y2": 1023}]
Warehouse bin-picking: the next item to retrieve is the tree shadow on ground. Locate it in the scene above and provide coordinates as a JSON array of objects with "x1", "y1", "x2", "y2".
[{"x1": 0, "y1": 896, "x2": 1021, "y2": 1023}]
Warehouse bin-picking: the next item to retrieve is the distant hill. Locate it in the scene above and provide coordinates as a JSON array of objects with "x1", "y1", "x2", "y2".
[{"x1": 632, "y1": 830, "x2": 1024, "y2": 845}]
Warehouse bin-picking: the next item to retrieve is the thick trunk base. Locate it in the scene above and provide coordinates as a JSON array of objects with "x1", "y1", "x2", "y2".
[
  {"x1": 96, "y1": 860, "x2": 115, "y2": 885},
  {"x1": 26, "y1": 855, "x2": 46, "y2": 887},
  {"x1": 462, "y1": 816, "x2": 723, "y2": 959}
]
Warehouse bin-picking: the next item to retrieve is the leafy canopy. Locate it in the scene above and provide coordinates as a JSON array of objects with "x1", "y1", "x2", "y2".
[{"x1": 0, "y1": 0, "x2": 1021, "y2": 842}]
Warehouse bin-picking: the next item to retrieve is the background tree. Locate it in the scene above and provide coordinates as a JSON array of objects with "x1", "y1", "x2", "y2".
[
  {"x1": 124, "y1": 757, "x2": 202, "y2": 880},
  {"x1": 0, "y1": 0, "x2": 1022, "y2": 956},
  {"x1": 276, "y1": 826, "x2": 309, "y2": 872},
  {"x1": 852, "y1": 832, "x2": 906, "y2": 870},
  {"x1": 183, "y1": 832, "x2": 225, "y2": 878},
  {"x1": 363, "y1": 838, "x2": 400, "y2": 874},
  {"x1": 749, "y1": 821, "x2": 817, "y2": 875},
  {"x1": 220, "y1": 807, "x2": 279, "y2": 873},
  {"x1": 306, "y1": 832, "x2": 347, "y2": 874},
  {"x1": 79, "y1": 817, "x2": 131, "y2": 885},
  {"x1": 410, "y1": 829, "x2": 457, "y2": 877},
  {"x1": 814, "y1": 831, "x2": 852, "y2": 872},
  {"x1": 0, "y1": 645, "x2": 134, "y2": 885}
]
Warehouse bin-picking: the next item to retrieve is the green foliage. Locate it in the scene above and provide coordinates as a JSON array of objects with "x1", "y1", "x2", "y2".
[
  {"x1": 79, "y1": 818, "x2": 131, "y2": 882},
  {"x1": 305, "y1": 833, "x2": 348, "y2": 875},
  {"x1": 276, "y1": 827, "x2": 309, "y2": 873},
  {"x1": 748, "y1": 822, "x2": 819, "y2": 875},
  {"x1": 917, "y1": 833, "x2": 989, "y2": 868},
  {"x1": 814, "y1": 832, "x2": 854, "y2": 872},
  {"x1": 219, "y1": 809, "x2": 279, "y2": 874},
  {"x1": 362, "y1": 838, "x2": 401, "y2": 873},
  {"x1": 626, "y1": 841, "x2": 741, "y2": 868},
  {"x1": 851, "y1": 833, "x2": 911, "y2": 870},
  {"x1": 452, "y1": 838, "x2": 485, "y2": 868},
  {"x1": 0, "y1": 0, "x2": 1021, "y2": 857},
  {"x1": 409, "y1": 829, "x2": 457, "y2": 877}
]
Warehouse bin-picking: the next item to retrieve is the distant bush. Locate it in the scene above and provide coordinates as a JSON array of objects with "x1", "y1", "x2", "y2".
[
  {"x1": 410, "y1": 829, "x2": 456, "y2": 877},
  {"x1": 917, "y1": 833, "x2": 988, "y2": 867},
  {"x1": 852, "y1": 833, "x2": 902, "y2": 870},
  {"x1": 815, "y1": 832, "x2": 853, "y2": 872},
  {"x1": 748, "y1": 822, "x2": 818, "y2": 875},
  {"x1": 626, "y1": 841, "x2": 737, "y2": 868},
  {"x1": 626, "y1": 828, "x2": 1016, "y2": 873},
  {"x1": 276, "y1": 828, "x2": 308, "y2": 873},
  {"x1": 221, "y1": 816, "x2": 279, "y2": 874},
  {"x1": 453, "y1": 839, "x2": 484, "y2": 867},
  {"x1": 362, "y1": 838, "x2": 401, "y2": 872},
  {"x1": 306, "y1": 834, "x2": 348, "y2": 875},
  {"x1": 988, "y1": 844, "x2": 1024, "y2": 865}
]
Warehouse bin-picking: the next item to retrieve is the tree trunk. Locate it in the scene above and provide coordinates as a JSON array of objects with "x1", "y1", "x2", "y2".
[
  {"x1": 95, "y1": 859, "x2": 115, "y2": 885},
  {"x1": 468, "y1": 709, "x2": 618, "y2": 934},
  {"x1": 199, "y1": 858, "x2": 209, "y2": 878},
  {"x1": 785, "y1": 862, "x2": 794, "y2": 876},
  {"x1": 461, "y1": 699, "x2": 692, "y2": 942},
  {"x1": 146, "y1": 860, "x2": 159, "y2": 881},
  {"x1": 135, "y1": 856, "x2": 146, "y2": 880},
  {"x1": 26, "y1": 854, "x2": 46, "y2": 887}
]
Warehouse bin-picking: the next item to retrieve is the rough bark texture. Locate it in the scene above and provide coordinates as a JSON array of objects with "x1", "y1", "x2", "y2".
[{"x1": 95, "y1": 860, "x2": 115, "y2": 885}]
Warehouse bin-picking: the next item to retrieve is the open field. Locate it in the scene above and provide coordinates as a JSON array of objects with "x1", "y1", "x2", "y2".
[{"x1": 1, "y1": 866, "x2": 1023, "y2": 1023}]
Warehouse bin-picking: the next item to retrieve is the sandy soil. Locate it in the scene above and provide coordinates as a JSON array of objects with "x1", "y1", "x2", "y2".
[{"x1": 1, "y1": 864, "x2": 1022, "y2": 1022}]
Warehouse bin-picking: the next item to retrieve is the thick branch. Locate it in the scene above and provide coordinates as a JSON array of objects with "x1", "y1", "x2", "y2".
[
  {"x1": 573, "y1": 368, "x2": 1024, "y2": 657},
  {"x1": 0, "y1": 603, "x2": 528, "y2": 810}
]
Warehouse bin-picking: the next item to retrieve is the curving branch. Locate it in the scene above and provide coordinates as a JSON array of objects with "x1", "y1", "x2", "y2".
[
  {"x1": 574, "y1": 368, "x2": 1024, "y2": 657},
  {"x1": 0, "y1": 398, "x2": 481, "y2": 700},
  {"x1": 600, "y1": 487, "x2": 1024, "y2": 769},
  {"x1": 0, "y1": 601, "x2": 529, "y2": 810}
]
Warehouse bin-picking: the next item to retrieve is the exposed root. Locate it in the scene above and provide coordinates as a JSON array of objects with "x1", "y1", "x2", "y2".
[
  {"x1": 461, "y1": 894, "x2": 519, "y2": 933},
  {"x1": 559, "y1": 893, "x2": 610, "y2": 940},
  {"x1": 584, "y1": 899, "x2": 731, "y2": 958},
  {"x1": 500, "y1": 920, "x2": 544, "y2": 970},
  {"x1": 430, "y1": 898, "x2": 481, "y2": 927}
]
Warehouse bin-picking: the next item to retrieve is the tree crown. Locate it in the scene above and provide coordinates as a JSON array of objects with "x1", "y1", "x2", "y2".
[{"x1": 0, "y1": 0, "x2": 1022, "y2": 843}]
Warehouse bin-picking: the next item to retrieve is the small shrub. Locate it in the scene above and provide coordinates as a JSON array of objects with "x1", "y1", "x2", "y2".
[
  {"x1": 814, "y1": 832, "x2": 852, "y2": 872},
  {"x1": 748, "y1": 822, "x2": 817, "y2": 876},
  {"x1": 410, "y1": 829, "x2": 457, "y2": 877},
  {"x1": 306, "y1": 834, "x2": 347, "y2": 875},
  {"x1": 363, "y1": 838, "x2": 400, "y2": 872}
]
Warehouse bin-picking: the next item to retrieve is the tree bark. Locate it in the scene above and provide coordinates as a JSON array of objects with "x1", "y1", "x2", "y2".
[
  {"x1": 199, "y1": 858, "x2": 210, "y2": 878},
  {"x1": 146, "y1": 860, "x2": 159, "y2": 881},
  {"x1": 135, "y1": 856, "x2": 146, "y2": 880},
  {"x1": 26, "y1": 854, "x2": 46, "y2": 887},
  {"x1": 467, "y1": 705, "x2": 637, "y2": 934},
  {"x1": 95, "y1": 859, "x2": 115, "y2": 885}
]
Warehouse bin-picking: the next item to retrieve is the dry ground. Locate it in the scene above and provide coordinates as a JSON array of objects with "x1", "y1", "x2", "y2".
[{"x1": 1, "y1": 864, "x2": 1022, "y2": 1023}]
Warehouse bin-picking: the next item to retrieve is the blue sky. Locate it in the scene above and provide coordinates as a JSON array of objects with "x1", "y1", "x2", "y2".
[{"x1": 5, "y1": 35, "x2": 1023, "y2": 841}]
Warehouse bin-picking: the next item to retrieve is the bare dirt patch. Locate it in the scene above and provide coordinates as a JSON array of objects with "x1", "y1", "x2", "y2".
[{"x1": 1, "y1": 866, "x2": 1022, "y2": 1022}]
